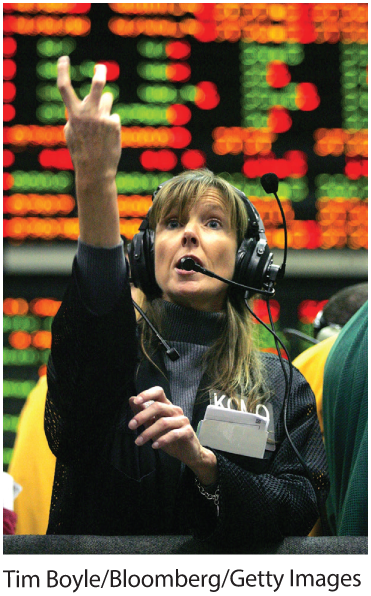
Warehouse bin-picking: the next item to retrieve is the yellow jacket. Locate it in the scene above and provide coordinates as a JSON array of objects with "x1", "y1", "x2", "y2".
[
  {"x1": 293, "y1": 335, "x2": 337, "y2": 437},
  {"x1": 8, "y1": 375, "x2": 55, "y2": 535}
]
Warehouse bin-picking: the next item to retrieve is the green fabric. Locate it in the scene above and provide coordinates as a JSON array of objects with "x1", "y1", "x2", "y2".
[{"x1": 323, "y1": 301, "x2": 368, "y2": 536}]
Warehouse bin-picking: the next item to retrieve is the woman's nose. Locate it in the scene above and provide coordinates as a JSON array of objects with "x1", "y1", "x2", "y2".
[{"x1": 181, "y1": 224, "x2": 199, "y2": 246}]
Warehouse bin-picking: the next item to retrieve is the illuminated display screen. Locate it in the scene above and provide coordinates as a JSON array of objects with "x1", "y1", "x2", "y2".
[
  {"x1": 2, "y1": 3, "x2": 368, "y2": 469},
  {"x1": 3, "y1": 2, "x2": 368, "y2": 249}
]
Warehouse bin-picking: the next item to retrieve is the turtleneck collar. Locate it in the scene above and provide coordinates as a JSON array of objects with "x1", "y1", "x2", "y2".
[{"x1": 154, "y1": 298, "x2": 225, "y2": 346}]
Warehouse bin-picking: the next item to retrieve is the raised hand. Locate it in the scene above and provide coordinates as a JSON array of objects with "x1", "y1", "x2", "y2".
[
  {"x1": 57, "y1": 56, "x2": 121, "y2": 176},
  {"x1": 128, "y1": 386, "x2": 218, "y2": 486},
  {"x1": 57, "y1": 56, "x2": 122, "y2": 246}
]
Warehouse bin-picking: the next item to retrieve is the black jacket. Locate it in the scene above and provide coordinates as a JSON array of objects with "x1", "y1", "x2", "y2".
[{"x1": 45, "y1": 262, "x2": 329, "y2": 543}]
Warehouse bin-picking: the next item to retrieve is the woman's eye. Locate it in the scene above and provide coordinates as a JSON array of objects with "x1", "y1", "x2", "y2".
[
  {"x1": 206, "y1": 219, "x2": 222, "y2": 229},
  {"x1": 166, "y1": 219, "x2": 180, "y2": 229}
]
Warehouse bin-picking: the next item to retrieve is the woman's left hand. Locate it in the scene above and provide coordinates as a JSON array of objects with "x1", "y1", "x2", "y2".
[{"x1": 128, "y1": 386, "x2": 218, "y2": 486}]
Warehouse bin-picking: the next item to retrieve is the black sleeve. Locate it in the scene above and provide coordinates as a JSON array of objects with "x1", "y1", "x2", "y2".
[
  {"x1": 190, "y1": 359, "x2": 329, "y2": 545},
  {"x1": 76, "y1": 238, "x2": 126, "y2": 316},
  {"x1": 45, "y1": 258, "x2": 138, "y2": 463}
]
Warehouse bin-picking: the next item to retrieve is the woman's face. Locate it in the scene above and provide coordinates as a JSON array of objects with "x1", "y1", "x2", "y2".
[{"x1": 154, "y1": 189, "x2": 237, "y2": 311}]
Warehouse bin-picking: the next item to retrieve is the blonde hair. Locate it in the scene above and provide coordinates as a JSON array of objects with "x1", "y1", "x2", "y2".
[{"x1": 138, "y1": 169, "x2": 268, "y2": 411}]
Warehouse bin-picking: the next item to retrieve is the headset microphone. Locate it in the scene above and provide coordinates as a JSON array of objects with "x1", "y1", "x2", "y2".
[
  {"x1": 260, "y1": 173, "x2": 287, "y2": 280},
  {"x1": 260, "y1": 173, "x2": 279, "y2": 194},
  {"x1": 179, "y1": 257, "x2": 275, "y2": 297}
]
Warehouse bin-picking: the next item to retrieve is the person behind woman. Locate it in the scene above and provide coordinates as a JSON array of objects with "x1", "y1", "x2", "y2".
[{"x1": 45, "y1": 57, "x2": 328, "y2": 543}]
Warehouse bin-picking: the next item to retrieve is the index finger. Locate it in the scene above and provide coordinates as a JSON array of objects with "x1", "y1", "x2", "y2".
[
  {"x1": 57, "y1": 56, "x2": 80, "y2": 114},
  {"x1": 134, "y1": 386, "x2": 171, "y2": 406}
]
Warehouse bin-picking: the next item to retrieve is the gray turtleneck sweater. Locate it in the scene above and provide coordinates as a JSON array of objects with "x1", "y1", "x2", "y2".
[
  {"x1": 76, "y1": 239, "x2": 223, "y2": 420},
  {"x1": 154, "y1": 299, "x2": 222, "y2": 419}
]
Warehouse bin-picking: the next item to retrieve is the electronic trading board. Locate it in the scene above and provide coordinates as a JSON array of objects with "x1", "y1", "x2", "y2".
[{"x1": 3, "y1": 3, "x2": 368, "y2": 469}]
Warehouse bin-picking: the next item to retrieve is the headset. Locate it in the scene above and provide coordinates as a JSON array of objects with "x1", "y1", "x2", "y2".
[{"x1": 128, "y1": 177, "x2": 280, "y2": 299}]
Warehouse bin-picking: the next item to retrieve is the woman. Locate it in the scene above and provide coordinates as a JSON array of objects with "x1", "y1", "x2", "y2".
[{"x1": 45, "y1": 58, "x2": 328, "y2": 542}]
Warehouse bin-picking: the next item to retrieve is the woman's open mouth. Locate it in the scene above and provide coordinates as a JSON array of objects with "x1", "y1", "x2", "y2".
[{"x1": 175, "y1": 255, "x2": 204, "y2": 273}]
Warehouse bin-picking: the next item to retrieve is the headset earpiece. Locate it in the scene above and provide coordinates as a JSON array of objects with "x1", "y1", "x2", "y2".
[
  {"x1": 234, "y1": 237, "x2": 273, "y2": 290},
  {"x1": 128, "y1": 212, "x2": 161, "y2": 299},
  {"x1": 231, "y1": 187, "x2": 275, "y2": 295}
]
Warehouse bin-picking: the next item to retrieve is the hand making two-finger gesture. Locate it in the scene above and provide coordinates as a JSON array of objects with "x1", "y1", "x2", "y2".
[
  {"x1": 57, "y1": 56, "x2": 121, "y2": 176},
  {"x1": 57, "y1": 56, "x2": 122, "y2": 246}
]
